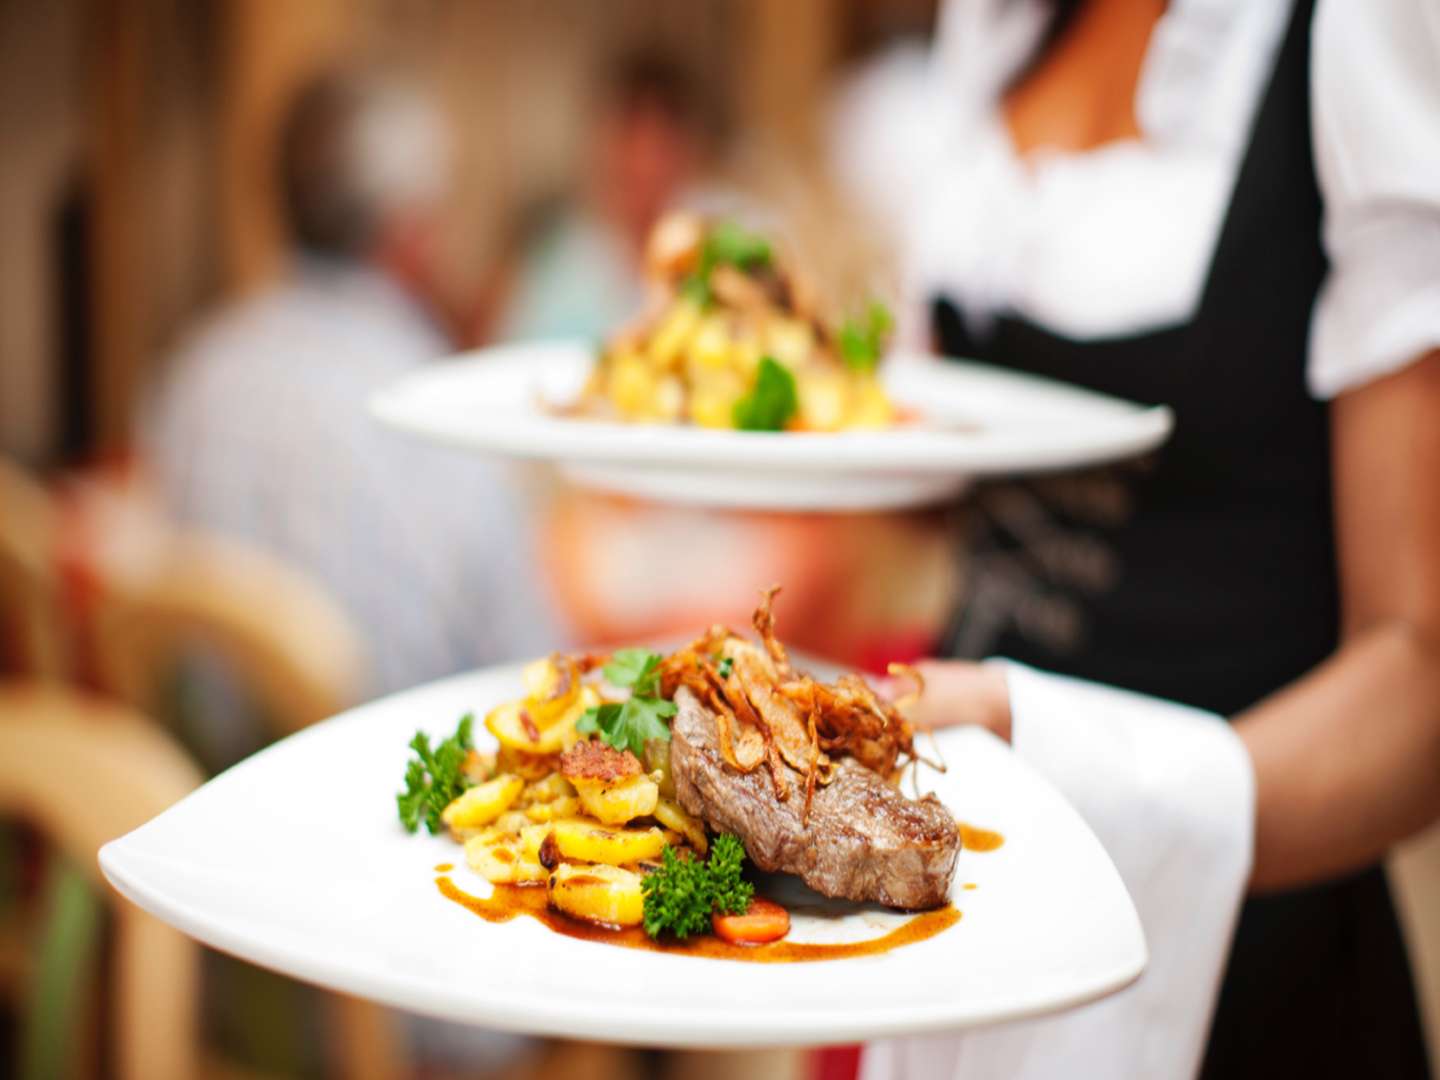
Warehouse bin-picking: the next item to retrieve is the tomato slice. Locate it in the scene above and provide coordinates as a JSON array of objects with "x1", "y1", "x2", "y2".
[{"x1": 711, "y1": 898, "x2": 790, "y2": 945}]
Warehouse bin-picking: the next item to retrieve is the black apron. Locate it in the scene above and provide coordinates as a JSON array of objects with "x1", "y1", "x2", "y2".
[{"x1": 936, "y1": 2, "x2": 1432, "y2": 1075}]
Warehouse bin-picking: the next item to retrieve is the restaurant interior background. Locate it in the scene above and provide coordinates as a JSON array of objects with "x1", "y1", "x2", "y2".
[{"x1": 1, "y1": 1, "x2": 1438, "y2": 1078}]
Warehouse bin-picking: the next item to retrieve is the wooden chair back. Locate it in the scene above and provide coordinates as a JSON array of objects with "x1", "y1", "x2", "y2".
[
  {"x1": 83, "y1": 530, "x2": 406, "y2": 1078},
  {"x1": 0, "y1": 460, "x2": 69, "y2": 680},
  {"x1": 0, "y1": 682, "x2": 202, "y2": 1080},
  {"x1": 89, "y1": 531, "x2": 366, "y2": 736}
]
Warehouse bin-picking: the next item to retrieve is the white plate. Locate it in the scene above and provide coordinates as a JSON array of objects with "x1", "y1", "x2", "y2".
[
  {"x1": 369, "y1": 342, "x2": 1173, "y2": 511},
  {"x1": 100, "y1": 663, "x2": 1147, "y2": 1048}
]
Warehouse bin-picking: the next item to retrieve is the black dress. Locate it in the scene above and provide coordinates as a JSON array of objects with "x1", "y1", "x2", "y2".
[{"x1": 936, "y1": 1, "x2": 1432, "y2": 1075}]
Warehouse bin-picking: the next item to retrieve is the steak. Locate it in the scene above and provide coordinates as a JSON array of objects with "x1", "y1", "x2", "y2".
[{"x1": 669, "y1": 687, "x2": 960, "y2": 909}]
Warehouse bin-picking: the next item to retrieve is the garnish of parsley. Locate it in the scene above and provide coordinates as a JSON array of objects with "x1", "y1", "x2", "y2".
[
  {"x1": 642, "y1": 834, "x2": 755, "y2": 940},
  {"x1": 576, "y1": 647, "x2": 678, "y2": 757},
  {"x1": 397, "y1": 713, "x2": 474, "y2": 835}
]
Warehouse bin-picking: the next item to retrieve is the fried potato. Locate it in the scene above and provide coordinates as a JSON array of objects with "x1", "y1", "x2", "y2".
[
  {"x1": 464, "y1": 835, "x2": 546, "y2": 886},
  {"x1": 573, "y1": 774, "x2": 659, "y2": 826},
  {"x1": 519, "y1": 772, "x2": 577, "y2": 805},
  {"x1": 492, "y1": 809, "x2": 531, "y2": 835},
  {"x1": 524, "y1": 795, "x2": 581, "y2": 823},
  {"x1": 487, "y1": 688, "x2": 599, "y2": 755},
  {"x1": 652, "y1": 797, "x2": 708, "y2": 855},
  {"x1": 441, "y1": 775, "x2": 524, "y2": 831},
  {"x1": 495, "y1": 746, "x2": 561, "y2": 782},
  {"x1": 521, "y1": 655, "x2": 580, "y2": 727},
  {"x1": 549, "y1": 819, "x2": 666, "y2": 866},
  {"x1": 547, "y1": 863, "x2": 644, "y2": 927}
]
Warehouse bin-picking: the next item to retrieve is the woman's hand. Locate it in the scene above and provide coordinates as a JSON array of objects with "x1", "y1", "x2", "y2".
[{"x1": 878, "y1": 660, "x2": 1013, "y2": 744}]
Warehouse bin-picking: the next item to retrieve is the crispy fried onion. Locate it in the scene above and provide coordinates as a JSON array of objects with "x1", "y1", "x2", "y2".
[{"x1": 658, "y1": 587, "x2": 920, "y2": 823}]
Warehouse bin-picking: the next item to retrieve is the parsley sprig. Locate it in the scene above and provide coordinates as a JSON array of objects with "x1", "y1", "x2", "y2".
[
  {"x1": 838, "y1": 300, "x2": 895, "y2": 373},
  {"x1": 576, "y1": 648, "x2": 678, "y2": 757},
  {"x1": 732, "y1": 356, "x2": 798, "y2": 432},
  {"x1": 642, "y1": 834, "x2": 755, "y2": 940},
  {"x1": 397, "y1": 713, "x2": 474, "y2": 834}
]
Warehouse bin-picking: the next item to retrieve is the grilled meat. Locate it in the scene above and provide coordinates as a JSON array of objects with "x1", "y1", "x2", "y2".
[{"x1": 669, "y1": 687, "x2": 959, "y2": 910}]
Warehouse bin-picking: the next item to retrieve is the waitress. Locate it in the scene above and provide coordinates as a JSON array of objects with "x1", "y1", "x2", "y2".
[{"x1": 840, "y1": 0, "x2": 1440, "y2": 1075}]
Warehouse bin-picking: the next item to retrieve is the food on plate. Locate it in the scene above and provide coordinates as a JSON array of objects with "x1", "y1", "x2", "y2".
[
  {"x1": 669, "y1": 687, "x2": 959, "y2": 910},
  {"x1": 396, "y1": 588, "x2": 959, "y2": 952},
  {"x1": 576, "y1": 213, "x2": 897, "y2": 432}
]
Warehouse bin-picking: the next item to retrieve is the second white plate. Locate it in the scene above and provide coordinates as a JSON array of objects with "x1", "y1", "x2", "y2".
[{"x1": 369, "y1": 342, "x2": 1173, "y2": 510}]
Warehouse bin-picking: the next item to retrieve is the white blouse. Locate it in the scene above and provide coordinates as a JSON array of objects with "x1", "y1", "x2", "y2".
[{"x1": 830, "y1": 0, "x2": 1440, "y2": 399}]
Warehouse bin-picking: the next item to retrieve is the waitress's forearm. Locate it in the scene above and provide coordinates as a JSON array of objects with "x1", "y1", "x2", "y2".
[{"x1": 1236, "y1": 623, "x2": 1440, "y2": 893}]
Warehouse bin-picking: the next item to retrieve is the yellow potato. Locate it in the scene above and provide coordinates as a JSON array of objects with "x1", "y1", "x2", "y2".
[
  {"x1": 653, "y1": 797, "x2": 708, "y2": 856},
  {"x1": 492, "y1": 809, "x2": 532, "y2": 835},
  {"x1": 547, "y1": 863, "x2": 645, "y2": 927},
  {"x1": 520, "y1": 656, "x2": 579, "y2": 727},
  {"x1": 524, "y1": 795, "x2": 582, "y2": 823},
  {"x1": 517, "y1": 822, "x2": 555, "y2": 863},
  {"x1": 647, "y1": 300, "x2": 702, "y2": 369},
  {"x1": 573, "y1": 774, "x2": 659, "y2": 826},
  {"x1": 519, "y1": 773, "x2": 576, "y2": 806},
  {"x1": 464, "y1": 835, "x2": 546, "y2": 886},
  {"x1": 550, "y1": 819, "x2": 667, "y2": 866},
  {"x1": 441, "y1": 775, "x2": 524, "y2": 831},
  {"x1": 847, "y1": 376, "x2": 894, "y2": 429},
  {"x1": 486, "y1": 688, "x2": 597, "y2": 756}
]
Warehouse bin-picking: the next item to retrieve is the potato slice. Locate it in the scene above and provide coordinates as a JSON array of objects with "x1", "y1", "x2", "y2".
[
  {"x1": 464, "y1": 835, "x2": 546, "y2": 886},
  {"x1": 524, "y1": 795, "x2": 581, "y2": 823},
  {"x1": 441, "y1": 775, "x2": 524, "y2": 831},
  {"x1": 652, "y1": 797, "x2": 708, "y2": 856},
  {"x1": 519, "y1": 773, "x2": 576, "y2": 807},
  {"x1": 547, "y1": 863, "x2": 644, "y2": 927},
  {"x1": 573, "y1": 774, "x2": 659, "y2": 826},
  {"x1": 486, "y1": 689, "x2": 598, "y2": 755},
  {"x1": 549, "y1": 819, "x2": 666, "y2": 866},
  {"x1": 520, "y1": 655, "x2": 580, "y2": 727}
]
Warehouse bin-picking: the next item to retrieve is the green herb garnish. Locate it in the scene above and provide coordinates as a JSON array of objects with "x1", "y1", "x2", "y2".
[
  {"x1": 576, "y1": 647, "x2": 678, "y2": 757},
  {"x1": 838, "y1": 300, "x2": 895, "y2": 373},
  {"x1": 715, "y1": 656, "x2": 734, "y2": 679},
  {"x1": 397, "y1": 713, "x2": 474, "y2": 835},
  {"x1": 642, "y1": 834, "x2": 755, "y2": 940},
  {"x1": 732, "y1": 356, "x2": 798, "y2": 431},
  {"x1": 679, "y1": 220, "x2": 773, "y2": 307}
]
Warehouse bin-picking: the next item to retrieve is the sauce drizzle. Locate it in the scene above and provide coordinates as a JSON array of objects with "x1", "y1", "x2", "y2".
[
  {"x1": 957, "y1": 823, "x2": 1005, "y2": 852},
  {"x1": 435, "y1": 876, "x2": 959, "y2": 963},
  {"x1": 434, "y1": 863, "x2": 454, "y2": 873}
]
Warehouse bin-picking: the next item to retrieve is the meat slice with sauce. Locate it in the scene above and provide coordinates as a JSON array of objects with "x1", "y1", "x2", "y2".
[{"x1": 668, "y1": 687, "x2": 959, "y2": 910}]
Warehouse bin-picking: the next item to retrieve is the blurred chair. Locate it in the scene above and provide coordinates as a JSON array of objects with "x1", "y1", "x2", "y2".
[
  {"x1": 83, "y1": 528, "x2": 408, "y2": 1079},
  {"x1": 88, "y1": 530, "x2": 366, "y2": 738},
  {"x1": 0, "y1": 458, "x2": 69, "y2": 681},
  {"x1": 0, "y1": 681, "x2": 202, "y2": 1080},
  {"x1": 1390, "y1": 829, "x2": 1440, "y2": 1068}
]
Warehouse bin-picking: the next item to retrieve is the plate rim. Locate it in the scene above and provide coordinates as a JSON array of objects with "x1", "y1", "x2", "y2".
[{"x1": 367, "y1": 340, "x2": 1174, "y2": 476}]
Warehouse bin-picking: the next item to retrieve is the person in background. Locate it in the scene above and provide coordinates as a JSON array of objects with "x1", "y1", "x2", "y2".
[
  {"x1": 146, "y1": 69, "x2": 566, "y2": 700},
  {"x1": 495, "y1": 50, "x2": 706, "y2": 343}
]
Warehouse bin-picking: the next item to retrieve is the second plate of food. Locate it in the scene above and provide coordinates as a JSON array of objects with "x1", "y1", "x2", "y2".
[{"x1": 370, "y1": 342, "x2": 1172, "y2": 511}]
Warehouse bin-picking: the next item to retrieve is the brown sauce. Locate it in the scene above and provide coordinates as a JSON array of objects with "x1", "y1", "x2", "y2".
[
  {"x1": 958, "y1": 823, "x2": 1005, "y2": 852},
  {"x1": 433, "y1": 863, "x2": 454, "y2": 873},
  {"x1": 435, "y1": 876, "x2": 959, "y2": 963}
]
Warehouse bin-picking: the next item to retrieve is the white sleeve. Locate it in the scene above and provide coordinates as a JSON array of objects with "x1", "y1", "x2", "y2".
[
  {"x1": 1308, "y1": 0, "x2": 1440, "y2": 399},
  {"x1": 865, "y1": 661, "x2": 1254, "y2": 1080}
]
